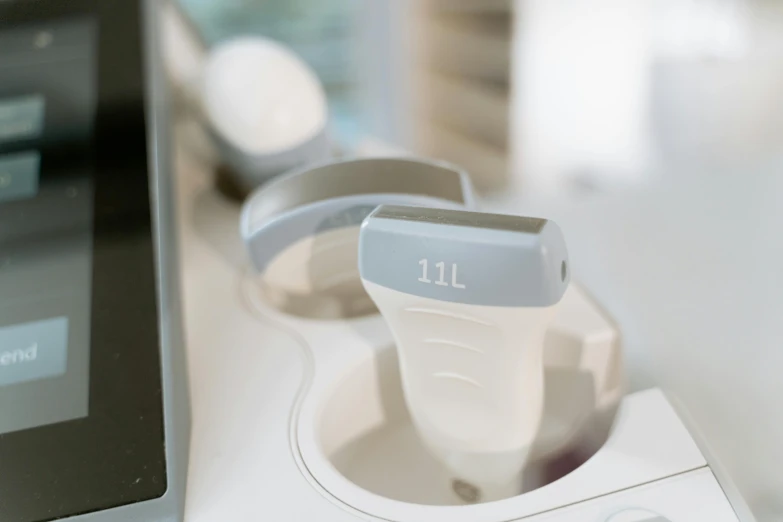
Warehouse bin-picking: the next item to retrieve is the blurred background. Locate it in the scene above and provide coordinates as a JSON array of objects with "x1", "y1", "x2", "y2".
[{"x1": 165, "y1": 0, "x2": 783, "y2": 197}]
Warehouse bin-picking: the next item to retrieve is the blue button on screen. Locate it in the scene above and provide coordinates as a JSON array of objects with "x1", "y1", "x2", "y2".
[
  {"x1": 0, "y1": 151, "x2": 40, "y2": 202},
  {"x1": 0, "y1": 94, "x2": 45, "y2": 144},
  {"x1": 0, "y1": 316, "x2": 68, "y2": 386}
]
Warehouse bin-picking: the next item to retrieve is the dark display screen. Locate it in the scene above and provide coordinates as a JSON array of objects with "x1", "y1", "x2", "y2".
[
  {"x1": 0, "y1": 1, "x2": 167, "y2": 520},
  {"x1": 0, "y1": 16, "x2": 96, "y2": 437}
]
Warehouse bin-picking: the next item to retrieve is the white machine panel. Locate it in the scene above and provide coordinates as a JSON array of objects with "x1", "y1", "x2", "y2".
[{"x1": 530, "y1": 468, "x2": 738, "y2": 522}]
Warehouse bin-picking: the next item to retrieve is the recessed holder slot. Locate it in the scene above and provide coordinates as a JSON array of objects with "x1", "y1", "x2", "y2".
[
  {"x1": 310, "y1": 285, "x2": 624, "y2": 507},
  {"x1": 243, "y1": 277, "x2": 629, "y2": 520}
]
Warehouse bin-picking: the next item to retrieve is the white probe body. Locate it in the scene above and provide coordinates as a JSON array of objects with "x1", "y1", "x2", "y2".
[{"x1": 359, "y1": 205, "x2": 570, "y2": 501}]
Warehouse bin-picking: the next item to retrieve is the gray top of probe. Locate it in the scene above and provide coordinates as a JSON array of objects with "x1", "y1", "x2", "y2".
[{"x1": 359, "y1": 205, "x2": 570, "y2": 307}]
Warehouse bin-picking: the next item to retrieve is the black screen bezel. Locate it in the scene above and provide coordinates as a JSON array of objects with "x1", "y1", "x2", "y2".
[{"x1": 0, "y1": 1, "x2": 168, "y2": 520}]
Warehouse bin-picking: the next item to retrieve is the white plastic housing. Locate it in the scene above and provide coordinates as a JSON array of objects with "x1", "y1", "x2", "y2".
[
  {"x1": 202, "y1": 37, "x2": 327, "y2": 156},
  {"x1": 360, "y1": 280, "x2": 558, "y2": 500},
  {"x1": 201, "y1": 37, "x2": 331, "y2": 189}
]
